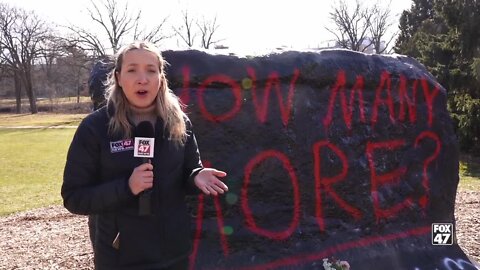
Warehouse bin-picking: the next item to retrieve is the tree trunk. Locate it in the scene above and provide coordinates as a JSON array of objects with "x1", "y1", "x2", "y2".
[
  {"x1": 25, "y1": 84, "x2": 38, "y2": 114},
  {"x1": 23, "y1": 70, "x2": 38, "y2": 114},
  {"x1": 76, "y1": 73, "x2": 80, "y2": 104},
  {"x1": 14, "y1": 71, "x2": 22, "y2": 114},
  {"x1": 375, "y1": 42, "x2": 381, "y2": 54}
]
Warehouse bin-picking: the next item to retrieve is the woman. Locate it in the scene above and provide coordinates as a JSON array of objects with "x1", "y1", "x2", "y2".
[{"x1": 62, "y1": 41, "x2": 228, "y2": 269}]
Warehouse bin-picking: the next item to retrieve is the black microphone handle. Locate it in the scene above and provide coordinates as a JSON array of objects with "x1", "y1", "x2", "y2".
[
  {"x1": 138, "y1": 158, "x2": 153, "y2": 216},
  {"x1": 141, "y1": 157, "x2": 152, "y2": 193}
]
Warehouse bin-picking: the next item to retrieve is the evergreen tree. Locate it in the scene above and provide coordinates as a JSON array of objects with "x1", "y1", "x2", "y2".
[
  {"x1": 395, "y1": 0, "x2": 480, "y2": 155},
  {"x1": 434, "y1": 0, "x2": 480, "y2": 153},
  {"x1": 394, "y1": 0, "x2": 434, "y2": 57}
]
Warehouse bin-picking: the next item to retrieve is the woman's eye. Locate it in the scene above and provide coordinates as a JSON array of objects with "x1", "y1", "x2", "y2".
[
  {"x1": 148, "y1": 69, "x2": 157, "y2": 73},
  {"x1": 127, "y1": 69, "x2": 135, "y2": 73}
]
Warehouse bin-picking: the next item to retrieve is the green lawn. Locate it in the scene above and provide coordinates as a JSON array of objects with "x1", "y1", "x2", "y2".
[
  {"x1": 459, "y1": 154, "x2": 480, "y2": 190},
  {"x1": 0, "y1": 113, "x2": 86, "y2": 127},
  {"x1": 0, "y1": 128, "x2": 76, "y2": 215}
]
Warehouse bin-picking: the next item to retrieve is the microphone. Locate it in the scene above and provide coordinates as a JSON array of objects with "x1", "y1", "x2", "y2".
[{"x1": 134, "y1": 121, "x2": 155, "y2": 216}]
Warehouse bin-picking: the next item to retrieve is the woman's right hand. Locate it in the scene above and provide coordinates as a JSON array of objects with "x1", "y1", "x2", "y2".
[{"x1": 128, "y1": 163, "x2": 154, "y2": 195}]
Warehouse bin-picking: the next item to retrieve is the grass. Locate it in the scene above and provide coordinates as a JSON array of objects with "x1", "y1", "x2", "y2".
[
  {"x1": 0, "y1": 110, "x2": 88, "y2": 216},
  {"x1": 0, "y1": 113, "x2": 87, "y2": 127},
  {"x1": 0, "y1": 128, "x2": 76, "y2": 215},
  {"x1": 459, "y1": 153, "x2": 480, "y2": 190}
]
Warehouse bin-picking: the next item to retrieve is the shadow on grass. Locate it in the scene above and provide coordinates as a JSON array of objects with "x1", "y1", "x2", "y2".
[
  {"x1": 0, "y1": 128, "x2": 49, "y2": 135},
  {"x1": 46, "y1": 120, "x2": 82, "y2": 128},
  {"x1": 3, "y1": 114, "x2": 32, "y2": 118}
]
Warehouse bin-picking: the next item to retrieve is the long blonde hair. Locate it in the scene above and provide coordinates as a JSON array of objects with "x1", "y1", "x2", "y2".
[{"x1": 105, "y1": 41, "x2": 187, "y2": 144}]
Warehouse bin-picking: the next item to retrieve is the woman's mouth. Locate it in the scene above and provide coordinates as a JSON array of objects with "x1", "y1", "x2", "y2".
[{"x1": 137, "y1": 90, "x2": 148, "y2": 96}]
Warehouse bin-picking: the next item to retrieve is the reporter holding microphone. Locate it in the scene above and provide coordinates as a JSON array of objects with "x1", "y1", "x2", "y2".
[{"x1": 61, "y1": 41, "x2": 228, "y2": 270}]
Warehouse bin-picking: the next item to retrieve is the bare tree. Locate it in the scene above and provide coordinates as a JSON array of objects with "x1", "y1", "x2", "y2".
[
  {"x1": 0, "y1": 43, "x2": 7, "y2": 78},
  {"x1": 173, "y1": 10, "x2": 197, "y2": 48},
  {"x1": 327, "y1": 0, "x2": 396, "y2": 54},
  {"x1": 326, "y1": 0, "x2": 373, "y2": 52},
  {"x1": 88, "y1": 0, "x2": 138, "y2": 54},
  {"x1": 0, "y1": 35, "x2": 11, "y2": 87},
  {"x1": 133, "y1": 16, "x2": 172, "y2": 45},
  {"x1": 197, "y1": 15, "x2": 222, "y2": 49},
  {"x1": 66, "y1": 0, "x2": 170, "y2": 56},
  {"x1": 173, "y1": 10, "x2": 223, "y2": 49},
  {"x1": 38, "y1": 36, "x2": 64, "y2": 100},
  {"x1": 0, "y1": 3, "x2": 51, "y2": 114},
  {"x1": 369, "y1": 1, "x2": 397, "y2": 54},
  {"x1": 39, "y1": 37, "x2": 90, "y2": 102},
  {"x1": 0, "y1": 4, "x2": 23, "y2": 113},
  {"x1": 63, "y1": 27, "x2": 108, "y2": 58},
  {"x1": 60, "y1": 45, "x2": 90, "y2": 103}
]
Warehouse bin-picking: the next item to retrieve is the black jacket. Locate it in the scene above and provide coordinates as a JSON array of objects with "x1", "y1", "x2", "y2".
[{"x1": 62, "y1": 106, "x2": 203, "y2": 269}]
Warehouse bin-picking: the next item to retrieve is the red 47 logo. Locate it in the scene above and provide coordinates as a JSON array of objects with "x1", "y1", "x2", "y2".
[{"x1": 134, "y1": 137, "x2": 155, "y2": 158}]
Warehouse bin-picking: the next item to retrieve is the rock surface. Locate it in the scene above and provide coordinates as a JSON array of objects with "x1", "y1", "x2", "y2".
[{"x1": 163, "y1": 49, "x2": 477, "y2": 269}]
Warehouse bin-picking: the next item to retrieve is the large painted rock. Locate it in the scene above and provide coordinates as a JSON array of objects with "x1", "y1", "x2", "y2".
[{"x1": 160, "y1": 49, "x2": 478, "y2": 270}]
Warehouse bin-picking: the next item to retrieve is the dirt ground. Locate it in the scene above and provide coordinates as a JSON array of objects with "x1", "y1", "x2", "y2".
[{"x1": 0, "y1": 191, "x2": 478, "y2": 270}]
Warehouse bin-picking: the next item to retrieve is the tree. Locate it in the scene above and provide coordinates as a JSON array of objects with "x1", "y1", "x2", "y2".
[
  {"x1": 173, "y1": 10, "x2": 197, "y2": 48},
  {"x1": 65, "y1": 26, "x2": 108, "y2": 58},
  {"x1": 58, "y1": 45, "x2": 91, "y2": 103},
  {"x1": 395, "y1": 0, "x2": 480, "y2": 155},
  {"x1": 327, "y1": 0, "x2": 397, "y2": 54},
  {"x1": 39, "y1": 37, "x2": 90, "y2": 102},
  {"x1": 66, "y1": 0, "x2": 170, "y2": 56},
  {"x1": 434, "y1": 0, "x2": 480, "y2": 154},
  {"x1": 0, "y1": 3, "x2": 51, "y2": 114},
  {"x1": 327, "y1": 0, "x2": 373, "y2": 52},
  {"x1": 173, "y1": 10, "x2": 222, "y2": 49},
  {"x1": 394, "y1": 0, "x2": 434, "y2": 57},
  {"x1": 197, "y1": 15, "x2": 222, "y2": 49},
  {"x1": 0, "y1": 4, "x2": 24, "y2": 113},
  {"x1": 369, "y1": 2, "x2": 397, "y2": 54},
  {"x1": 133, "y1": 16, "x2": 171, "y2": 45}
]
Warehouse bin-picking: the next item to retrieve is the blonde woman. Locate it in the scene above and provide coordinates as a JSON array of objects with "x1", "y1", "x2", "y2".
[{"x1": 62, "y1": 41, "x2": 228, "y2": 269}]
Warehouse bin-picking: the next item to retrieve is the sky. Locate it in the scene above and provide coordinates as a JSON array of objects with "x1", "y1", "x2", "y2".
[{"x1": 2, "y1": 0, "x2": 413, "y2": 53}]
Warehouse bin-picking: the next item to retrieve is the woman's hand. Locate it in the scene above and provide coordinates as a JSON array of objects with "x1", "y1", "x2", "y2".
[
  {"x1": 194, "y1": 168, "x2": 228, "y2": 196},
  {"x1": 128, "y1": 163, "x2": 154, "y2": 195}
]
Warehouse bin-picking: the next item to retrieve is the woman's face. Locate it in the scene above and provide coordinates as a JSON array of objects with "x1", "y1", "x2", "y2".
[{"x1": 117, "y1": 49, "x2": 161, "y2": 108}]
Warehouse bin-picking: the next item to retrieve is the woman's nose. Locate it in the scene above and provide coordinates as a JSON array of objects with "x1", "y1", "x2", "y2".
[{"x1": 137, "y1": 72, "x2": 148, "y2": 84}]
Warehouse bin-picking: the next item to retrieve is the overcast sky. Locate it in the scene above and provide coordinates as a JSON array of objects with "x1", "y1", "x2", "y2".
[{"x1": 2, "y1": 0, "x2": 413, "y2": 53}]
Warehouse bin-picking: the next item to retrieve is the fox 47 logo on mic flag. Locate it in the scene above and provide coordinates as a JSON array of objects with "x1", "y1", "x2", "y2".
[
  {"x1": 134, "y1": 137, "x2": 155, "y2": 158},
  {"x1": 432, "y1": 223, "x2": 454, "y2": 245}
]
